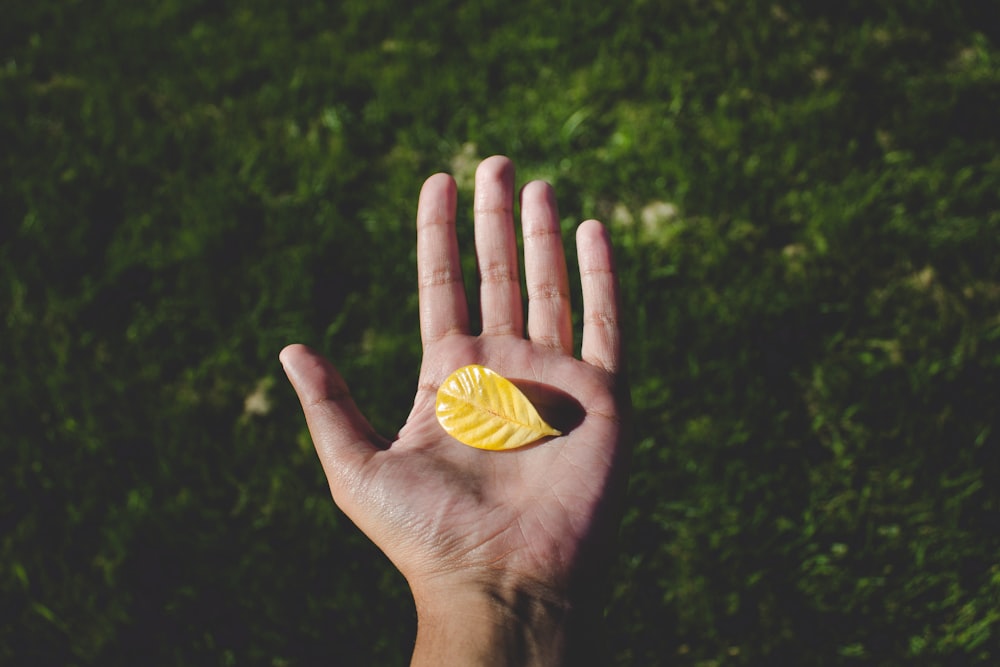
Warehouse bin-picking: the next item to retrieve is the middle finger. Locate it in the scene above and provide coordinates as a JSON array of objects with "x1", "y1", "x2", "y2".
[{"x1": 474, "y1": 156, "x2": 523, "y2": 336}]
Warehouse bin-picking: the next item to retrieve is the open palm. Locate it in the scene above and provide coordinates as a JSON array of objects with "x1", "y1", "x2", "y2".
[{"x1": 281, "y1": 156, "x2": 629, "y2": 606}]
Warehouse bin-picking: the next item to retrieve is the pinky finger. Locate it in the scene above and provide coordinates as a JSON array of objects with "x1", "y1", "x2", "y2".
[{"x1": 577, "y1": 220, "x2": 622, "y2": 374}]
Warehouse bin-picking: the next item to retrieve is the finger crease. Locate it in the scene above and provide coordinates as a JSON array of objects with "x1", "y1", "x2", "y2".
[
  {"x1": 581, "y1": 267, "x2": 615, "y2": 277},
  {"x1": 479, "y1": 265, "x2": 519, "y2": 285},
  {"x1": 523, "y1": 227, "x2": 562, "y2": 242},
  {"x1": 417, "y1": 217, "x2": 454, "y2": 231},
  {"x1": 307, "y1": 391, "x2": 350, "y2": 409},
  {"x1": 588, "y1": 409, "x2": 622, "y2": 425},
  {"x1": 585, "y1": 312, "x2": 617, "y2": 327},
  {"x1": 423, "y1": 325, "x2": 467, "y2": 343},
  {"x1": 530, "y1": 332, "x2": 564, "y2": 348},
  {"x1": 419, "y1": 269, "x2": 463, "y2": 288},
  {"x1": 480, "y1": 326, "x2": 518, "y2": 336},
  {"x1": 474, "y1": 204, "x2": 512, "y2": 216},
  {"x1": 528, "y1": 286, "x2": 569, "y2": 301}
]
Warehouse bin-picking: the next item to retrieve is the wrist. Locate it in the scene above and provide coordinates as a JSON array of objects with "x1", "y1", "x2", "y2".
[{"x1": 410, "y1": 573, "x2": 604, "y2": 667}]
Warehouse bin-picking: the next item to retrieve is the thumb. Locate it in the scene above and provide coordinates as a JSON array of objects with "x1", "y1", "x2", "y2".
[{"x1": 280, "y1": 344, "x2": 381, "y2": 493}]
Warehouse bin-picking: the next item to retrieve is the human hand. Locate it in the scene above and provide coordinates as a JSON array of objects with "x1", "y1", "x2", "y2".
[{"x1": 280, "y1": 156, "x2": 630, "y2": 665}]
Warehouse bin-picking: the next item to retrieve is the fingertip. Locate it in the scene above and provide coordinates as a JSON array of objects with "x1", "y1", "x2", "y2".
[
  {"x1": 577, "y1": 220, "x2": 618, "y2": 267},
  {"x1": 279, "y1": 342, "x2": 307, "y2": 366},
  {"x1": 419, "y1": 173, "x2": 457, "y2": 215},
  {"x1": 520, "y1": 179, "x2": 556, "y2": 209},
  {"x1": 417, "y1": 174, "x2": 459, "y2": 241},
  {"x1": 421, "y1": 171, "x2": 457, "y2": 194},
  {"x1": 278, "y1": 344, "x2": 351, "y2": 408},
  {"x1": 279, "y1": 343, "x2": 306, "y2": 383},
  {"x1": 476, "y1": 155, "x2": 514, "y2": 185},
  {"x1": 278, "y1": 344, "x2": 323, "y2": 396},
  {"x1": 576, "y1": 218, "x2": 608, "y2": 243}
]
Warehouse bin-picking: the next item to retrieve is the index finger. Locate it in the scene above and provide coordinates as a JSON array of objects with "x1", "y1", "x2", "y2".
[{"x1": 416, "y1": 173, "x2": 469, "y2": 344}]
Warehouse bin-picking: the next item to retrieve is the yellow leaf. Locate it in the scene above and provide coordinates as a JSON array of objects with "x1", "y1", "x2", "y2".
[{"x1": 436, "y1": 365, "x2": 561, "y2": 450}]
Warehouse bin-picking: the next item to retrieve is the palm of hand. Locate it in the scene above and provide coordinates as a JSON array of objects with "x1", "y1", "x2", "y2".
[
  {"x1": 372, "y1": 335, "x2": 623, "y2": 593},
  {"x1": 282, "y1": 156, "x2": 627, "y2": 600}
]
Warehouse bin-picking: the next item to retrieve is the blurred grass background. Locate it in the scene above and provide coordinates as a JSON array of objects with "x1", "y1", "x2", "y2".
[{"x1": 3, "y1": 1, "x2": 999, "y2": 664}]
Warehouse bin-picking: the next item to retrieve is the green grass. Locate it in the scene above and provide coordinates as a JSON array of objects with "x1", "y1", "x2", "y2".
[{"x1": 3, "y1": 1, "x2": 999, "y2": 664}]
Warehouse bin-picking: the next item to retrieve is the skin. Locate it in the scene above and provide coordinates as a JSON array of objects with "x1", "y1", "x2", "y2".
[{"x1": 280, "y1": 156, "x2": 630, "y2": 665}]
